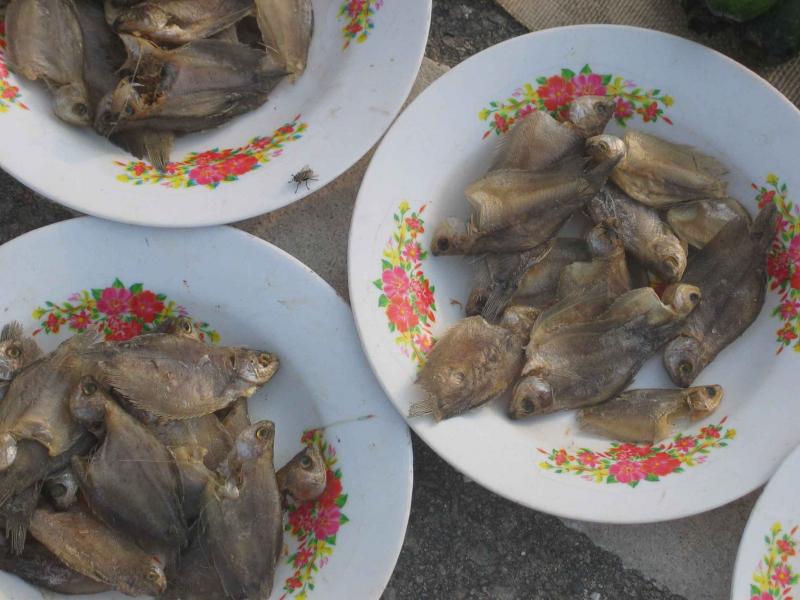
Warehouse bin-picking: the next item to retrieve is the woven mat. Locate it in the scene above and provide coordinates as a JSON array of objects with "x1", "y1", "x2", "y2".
[{"x1": 496, "y1": 0, "x2": 800, "y2": 107}]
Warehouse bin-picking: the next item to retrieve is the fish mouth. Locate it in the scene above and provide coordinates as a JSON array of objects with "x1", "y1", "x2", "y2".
[{"x1": 509, "y1": 376, "x2": 553, "y2": 420}]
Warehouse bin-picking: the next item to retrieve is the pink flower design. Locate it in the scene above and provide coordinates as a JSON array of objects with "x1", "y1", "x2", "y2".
[
  {"x1": 674, "y1": 437, "x2": 696, "y2": 453},
  {"x1": 405, "y1": 217, "x2": 424, "y2": 237},
  {"x1": 780, "y1": 300, "x2": 800, "y2": 320},
  {"x1": 402, "y1": 243, "x2": 421, "y2": 262},
  {"x1": 613, "y1": 443, "x2": 652, "y2": 460},
  {"x1": 413, "y1": 334, "x2": 434, "y2": 353},
  {"x1": 609, "y1": 460, "x2": 645, "y2": 484},
  {"x1": 46, "y1": 313, "x2": 61, "y2": 334},
  {"x1": 288, "y1": 502, "x2": 314, "y2": 534},
  {"x1": 639, "y1": 102, "x2": 659, "y2": 122},
  {"x1": 382, "y1": 267, "x2": 410, "y2": 301},
  {"x1": 189, "y1": 164, "x2": 228, "y2": 186},
  {"x1": 97, "y1": 287, "x2": 132, "y2": 316},
  {"x1": 493, "y1": 112, "x2": 510, "y2": 134},
  {"x1": 129, "y1": 291, "x2": 164, "y2": 324},
  {"x1": 572, "y1": 72, "x2": 606, "y2": 96},
  {"x1": 69, "y1": 311, "x2": 91, "y2": 331},
  {"x1": 641, "y1": 452, "x2": 681, "y2": 477},
  {"x1": 700, "y1": 425, "x2": 721, "y2": 439},
  {"x1": 614, "y1": 97, "x2": 633, "y2": 119},
  {"x1": 293, "y1": 546, "x2": 314, "y2": 568},
  {"x1": 773, "y1": 564, "x2": 791, "y2": 587},
  {"x1": 537, "y1": 76, "x2": 575, "y2": 112},
  {"x1": 553, "y1": 449, "x2": 571, "y2": 466},
  {"x1": 758, "y1": 189, "x2": 777, "y2": 210},
  {"x1": 750, "y1": 593, "x2": 772, "y2": 600},
  {"x1": 778, "y1": 539, "x2": 797, "y2": 557},
  {"x1": 386, "y1": 299, "x2": 418, "y2": 333},
  {"x1": 577, "y1": 451, "x2": 598, "y2": 467},
  {"x1": 312, "y1": 503, "x2": 341, "y2": 540},
  {"x1": 106, "y1": 317, "x2": 142, "y2": 342},
  {"x1": 222, "y1": 154, "x2": 258, "y2": 176}
]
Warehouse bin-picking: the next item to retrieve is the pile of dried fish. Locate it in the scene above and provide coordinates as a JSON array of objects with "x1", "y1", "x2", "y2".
[
  {"x1": 0, "y1": 317, "x2": 327, "y2": 599},
  {"x1": 4, "y1": 0, "x2": 313, "y2": 169},
  {"x1": 415, "y1": 99, "x2": 777, "y2": 443}
]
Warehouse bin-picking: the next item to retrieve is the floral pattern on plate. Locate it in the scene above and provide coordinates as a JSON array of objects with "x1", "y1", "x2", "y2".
[
  {"x1": 538, "y1": 418, "x2": 735, "y2": 487},
  {"x1": 479, "y1": 64, "x2": 673, "y2": 138},
  {"x1": 338, "y1": 0, "x2": 384, "y2": 48},
  {"x1": 0, "y1": 22, "x2": 28, "y2": 112},
  {"x1": 113, "y1": 116, "x2": 307, "y2": 190},
  {"x1": 756, "y1": 174, "x2": 800, "y2": 353},
  {"x1": 750, "y1": 522, "x2": 799, "y2": 599},
  {"x1": 31, "y1": 278, "x2": 219, "y2": 342},
  {"x1": 281, "y1": 429, "x2": 349, "y2": 599},
  {"x1": 374, "y1": 201, "x2": 436, "y2": 368}
]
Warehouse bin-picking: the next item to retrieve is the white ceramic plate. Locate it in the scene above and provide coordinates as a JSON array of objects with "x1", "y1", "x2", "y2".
[
  {"x1": 0, "y1": 1, "x2": 430, "y2": 227},
  {"x1": 731, "y1": 445, "x2": 800, "y2": 599},
  {"x1": 349, "y1": 24, "x2": 800, "y2": 523},
  {"x1": 0, "y1": 218, "x2": 412, "y2": 599}
]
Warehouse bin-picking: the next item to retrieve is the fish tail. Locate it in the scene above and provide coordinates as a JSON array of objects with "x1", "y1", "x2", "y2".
[
  {"x1": 7, "y1": 518, "x2": 27, "y2": 555},
  {"x1": 0, "y1": 321, "x2": 22, "y2": 342},
  {"x1": 408, "y1": 397, "x2": 434, "y2": 419}
]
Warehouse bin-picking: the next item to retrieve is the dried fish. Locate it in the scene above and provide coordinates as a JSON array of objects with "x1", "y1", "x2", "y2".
[
  {"x1": 0, "y1": 321, "x2": 40, "y2": 400},
  {"x1": 666, "y1": 197, "x2": 752, "y2": 249},
  {"x1": 277, "y1": 445, "x2": 326, "y2": 503},
  {"x1": 255, "y1": 0, "x2": 313, "y2": 76}
]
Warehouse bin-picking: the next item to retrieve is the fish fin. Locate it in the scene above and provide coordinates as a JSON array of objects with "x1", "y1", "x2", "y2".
[
  {"x1": 408, "y1": 397, "x2": 434, "y2": 419},
  {"x1": 113, "y1": 130, "x2": 174, "y2": 172},
  {"x1": 481, "y1": 245, "x2": 552, "y2": 322},
  {"x1": 0, "y1": 322, "x2": 22, "y2": 342}
]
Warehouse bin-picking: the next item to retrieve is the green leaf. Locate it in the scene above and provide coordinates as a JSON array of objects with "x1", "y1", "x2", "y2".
[
  {"x1": 129, "y1": 283, "x2": 143, "y2": 294},
  {"x1": 334, "y1": 468, "x2": 342, "y2": 479},
  {"x1": 601, "y1": 74, "x2": 611, "y2": 85},
  {"x1": 388, "y1": 322, "x2": 395, "y2": 333},
  {"x1": 606, "y1": 474, "x2": 618, "y2": 484},
  {"x1": 340, "y1": 514, "x2": 350, "y2": 525},
  {"x1": 580, "y1": 64, "x2": 592, "y2": 74},
  {"x1": 91, "y1": 288, "x2": 103, "y2": 302},
  {"x1": 378, "y1": 295, "x2": 388, "y2": 308},
  {"x1": 381, "y1": 259, "x2": 392, "y2": 271},
  {"x1": 651, "y1": 89, "x2": 660, "y2": 96},
  {"x1": 335, "y1": 494, "x2": 348, "y2": 508},
  {"x1": 373, "y1": 279, "x2": 383, "y2": 290},
  {"x1": 645, "y1": 474, "x2": 660, "y2": 482},
  {"x1": 535, "y1": 76, "x2": 547, "y2": 85},
  {"x1": 45, "y1": 301, "x2": 54, "y2": 307},
  {"x1": 561, "y1": 68, "x2": 576, "y2": 79},
  {"x1": 326, "y1": 535, "x2": 337, "y2": 545},
  {"x1": 112, "y1": 278, "x2": 124, "y2": 289},
  {"x1": 628, "y1": 480, "x2": 639, "y2": 488},
  {"x1": 750, "y1": 585, "x2": 760, "y2": 596}
]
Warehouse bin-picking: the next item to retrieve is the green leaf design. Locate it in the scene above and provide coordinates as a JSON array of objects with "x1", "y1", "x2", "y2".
[
  {"x1": 378, "y1": 295, "x2": 388, "y2": 308},
  {"x1": 561, "y1": 68, "x2": 576, "y2": 79},
  {"x1": 535, "y1": 76, "x2": 547, "y2": 85},
  {"x1": 129, "y1": 283, "x2": 143, "y2": 294},
  {"x1": 112, "y1": 278, "x2": 124, "y2": 289},
  {"x1": 335, "y1": 494, "x2": 348, "y2": 508},
  {"x1": 580, "y1": 64, "x2": 592, "y2": 75}
]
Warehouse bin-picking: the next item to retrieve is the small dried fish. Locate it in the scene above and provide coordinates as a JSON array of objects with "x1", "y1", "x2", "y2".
[
  {"x1": 663, "y1": 204, "x2": 777, "y2": 386},
  {"x1": 154, "y1": 315, "x2": 204, "y2": 341},
  {"x1": 0, "y1": 321, "x2": 40, "y2": 400},
  {"x1": 412, "y1": 306, "x2": 539, "y2": 421},
  {"x1": 70, "y1": 377, "x2": 187, "y2": 554},
  {"x1": 588, "y1": 184, "x2": 688, "y2": 282},
  {"x1": 0, "y1": 481, "x2": 41, "y2": 554},
  {"x1": 29, "y1": 504, "x2": 167, "y2": 597},
  {"x1": 555, "y1": 224, "x2": 631, "y2": 301},
  {"x1": 6, "y1": 0, "x2": 91, "y2": 125},
  {"x1": 577, "y1": 385, "x2": 724, "y2": 443},
  {"x1": 147, "y1": 414, "x2": 232, "y2": 470},
  {"x1": 666, "y1": 197, "x2": 752, "y2": 249},
  {"x1": 171, "y1": 446, "x2": 216, "y2": 522},
  {"x1": 0, "y1": 535, "x2": 110, "y2": 595},
  {"x1": 113, "y1": 0, "x2": 253, "y2": 45},
  {"x1": 277, "y1": 445, "x2": 326, "y2": 503},
  {"x1": 201, "y1": 421, "x2": 282, "y2": 598},
  {"x1": 220, "y1": 397, "x2": 250, "y2": 439},
  {"x1": 491, "y1": 96, "x2": 615, "y2": 172},
  {"x1": 587, "y1": 131, "x2": 729, "y2": 207},
  {"x1": 509, "y1": 284, "x2": 701, "y2": 419},
  {"x1": 92, "y1": 334, "x2": 278, "y2": 419},
  {"x1": 255, "y1": 0, "x2": 313, "y2": 76}
]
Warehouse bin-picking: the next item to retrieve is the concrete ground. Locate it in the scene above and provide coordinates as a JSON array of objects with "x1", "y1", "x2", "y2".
[{"x1": 0, "y1": 1, "x2": 770, "y2": 599}]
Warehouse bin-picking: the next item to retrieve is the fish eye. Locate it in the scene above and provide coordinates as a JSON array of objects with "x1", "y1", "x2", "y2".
[
  {"x1": 180, "y1": 319, "x2": 193, "y2": 333},
  {"x1": 81, "y1": 380, "x2": 98, "y2": 396},
  {"x1": 257, "y1": 353, "x2": 272, "y2": 368},
  {"x1": 678, "y1": 361, "x2": 693, "y2": 376},
  {"x1": 5, "y1": 345, "x2": 20, "y2": 359},
  {"x1": 705, "y1": 386, "x2": 717, "y2": 396},
  {"x1": 146, "y1": 567, "x2": 162, "y2": 582},
  {"x1": 451, "y1": 371, "x2": 465, "y2": 385},
  {"x1": 596, "y1": 103, "x2": 608, "y2": 114},
  {"x1": 123, "y1": 104, "x2": 135, "y2": 117},
  {"x1": 598, "y1": 141, "x2": 609, "y2": 152},
  {"x1": 255, "y1": 425, "x2": 271, "y2": 440},
  {"x1": 73, "y1": 103, "x2": 88, "y2": 117},
  {"x1": 522, "y1": 398, "x2": 535, "y2": 414},
  {"x1": 49, "y1": 483, "x2": 67, "y2": 498},
  {"x1": 436, "y1": 238, "x2": 450, "y2": 252},
  {"x1": 299, "y1": 455, "x2": 312, "y2": 469},
  {"x1": 688, "y1": 292, "x2": 700, "y2": 304}
]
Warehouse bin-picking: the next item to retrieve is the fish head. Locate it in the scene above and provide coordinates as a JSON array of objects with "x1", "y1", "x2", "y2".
[
  {"x1": 465, "y1": 287, "x2": 489, "y2": 316},
  {"x1": 136, "y1": 558, "x2": 167, "y2": 596},
  {"x1": 158, "y1": 316, "x2": 202, "y2": 341},
  {"x1": 94, "y1": 80, "x2": 143, "y2": 136},
  {"x1": 661, "y1": 283, "x2": 701, "y2": 317},
  {"x1": 663, "y1": 335, "x2": 703, "y2": 387},
  {"x1": 53, "y1": 83, "x2": 92, "y2": 127},
  {"x1": 654, "y1": 239, "x2": 687, "y2": 282},
  {"x1": 499, "y1": 305, "x2": 539, "y2": 336},
  {"x1": 283, "y1": 445, "x2": 327, "y2": 502},
  {"x1": 586, "y1": 134, "x2": 626, "y2": 165},
  {"x1": 44, "y1": 470, "x2": 80, "y2": 511},
  {"x1": 114, "y1": 4, "x2": 170, "y2": 35},
  {"x1": 234, "y1": 420, "x2": 276, "y2": 459},
  {"x1": 569, "y1": 96, "x2": 615, "y2": 137},
  {"x1": 431, "y1": 218, "x2": 466, "y2": 256},
  {"x1": 586, "y1": 222, "x2": 622, "y2": 257},
  {"x1": 0, "y1": 432, "x2": 17, "y2": 472},
  {"x1": 233, "y1": 350, "x2": 280, "y2": 385},
  {"x1": 686, "y1": 384, "x2": 724, "y2": 418},
  {"x1": 68, "y1": 376, "x2": 110, "y2": 430},
  {"x1": 508, "y1": 376, "x2": 553, "y2": 420}
]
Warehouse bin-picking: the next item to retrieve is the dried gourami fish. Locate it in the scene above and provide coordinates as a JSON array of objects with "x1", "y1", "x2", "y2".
[
  {"x1": 171, "y1": 446, "x2": 217, "y2": 522},
  {"x1": 509, "y1": 284, "x2": 701, "y2": 419},
  {"x1": 666, "y1": 197, "x2": 752, "y2": 249},
  {"x1": 587, "y1": 131, "x2": 729, "y2": 207},
  {"x1": 147, "y1": 414, "x2": 232, "y2": 470},
  {"x1": 412, "y1": 306, "x2": 539, "y2": 421},
  {"x1": 0, "y1": 321, "x2": 40, "y2": 400},
  {"x1": 588, "y1": 184, "x2": 688, "y2": 282},
  {"x1": 113, "y1": 0, "x2": 253, "y2": 45},
  {"x1": 201, "y1": 421, "x2": 282, "y2": 598},
  {"x1": 154, "y1": 315, "x2": 205, "y2": 341},
  {"x1": 492, "y1": 96, "x2": 615, "y2": 171},
  {"x1": 663, "y1": 204, "x2": 777, "y2": 386},
  {"x1": 220, "y1": 397, "x2": 251, "y2": 439},
  {"x1": 29, "y1": 504, "x2": 167, "y2": 597},
  {"x1": 277, "y1": 444, "x2": 326, "y2": 503},
  {"x1": 92, "y1": 334, "x2": 278, "y2": 419},
  {"x1": 0, "y1": 535, "x2": 110, "y2": 595},
  {"x1": 255, "y1": 0, "x2": 313, "y2": 76},
  {"x1": 577, "y1": 385, "x2": 724, "y2": 443},
  {"x1": 70, "y1": 377, "x2": 187, "y2": 554},
  {"x1": 5, "y1": 0, "x2": 91, "y2": 125},
  {"x1": 555, "y1": 224, "x2": 631, "y2": 301}
]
